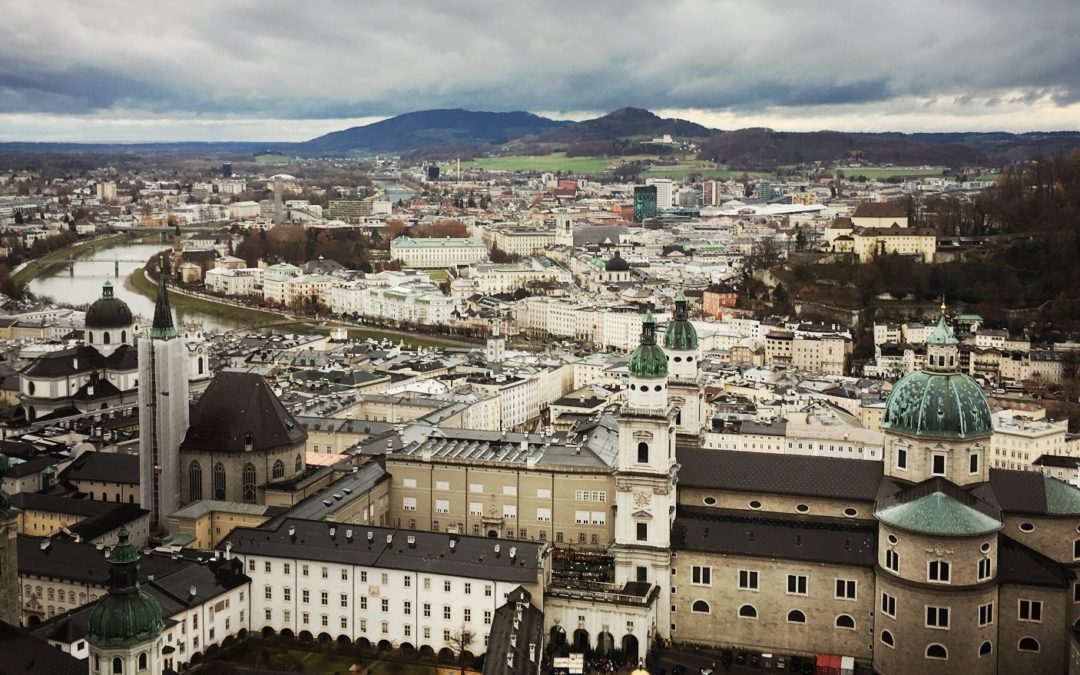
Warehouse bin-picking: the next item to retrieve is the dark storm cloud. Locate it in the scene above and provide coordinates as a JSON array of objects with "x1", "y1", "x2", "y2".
[{"x1": 1, "y1": 0, "x2": 1079, "y2": 120}]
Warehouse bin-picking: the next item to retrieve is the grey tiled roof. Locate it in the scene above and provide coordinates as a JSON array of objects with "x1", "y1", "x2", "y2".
[{"x1": 677, "y1": 448, "x2": 883, "y2": 501}]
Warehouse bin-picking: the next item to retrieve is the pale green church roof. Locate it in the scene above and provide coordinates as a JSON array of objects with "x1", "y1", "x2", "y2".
[
  {"x1": 876, "y1": 491, "x2": 1002, "y2": 536},
  {"x1": 629, "y1": 312, "x2": 668, "y2": 379},
  {"x1": 1043, "y1": 476, "x2": 1080, "y2": 515},
  {"x1": 663, "y1": 290, "x2": 698, "y2": 352}
]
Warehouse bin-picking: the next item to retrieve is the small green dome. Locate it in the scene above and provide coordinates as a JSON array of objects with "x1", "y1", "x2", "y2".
[
  {"x1": 87, "y1": 530, "x2": 164, "y2": 648},
  {"x1": 876, "y1": 491, "x2": 1001, "y2": 536},
  {"x1": 882, "y1": 370, "x2": 993, "y2": 439},
  {"x1": 629, "y1": 312, "x2": 668, "y2": 379},
  {"x1": 663, "y1": 291, "x2": 698, "y2": 351}
]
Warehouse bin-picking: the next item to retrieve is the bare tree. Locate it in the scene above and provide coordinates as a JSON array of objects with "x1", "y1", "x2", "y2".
[{"x1": 446, "y1": 627, "x2": 475, "y2": 674}]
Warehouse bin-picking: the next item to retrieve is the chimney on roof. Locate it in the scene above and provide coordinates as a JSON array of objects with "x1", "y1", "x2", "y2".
[
  {"x1": 386, "y1": 534, "x2": 393, "y2": 545},
  {"x1": 289, "y1": 526, "x2": 296, "y2": 540},
  {"x1": 494, "y1": 544, "x2": 501, "y2": 557},
  {"x1": 346, "y1": 529, "x2": 353, "y2": 541},
  {"x1": 407, "y1": 535, "x2": 416, "y2": 548},
  {"x1": 189, "y1": 585, "x2": 197, "y2": 598},
  {"x1": 329, "y1": 527, "x2": 336, "y2": 540}
]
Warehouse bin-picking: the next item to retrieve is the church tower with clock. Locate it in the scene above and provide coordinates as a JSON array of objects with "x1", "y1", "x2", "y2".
[{"x1": 613, "y1": 311, "x2": 679, "y2": 639}]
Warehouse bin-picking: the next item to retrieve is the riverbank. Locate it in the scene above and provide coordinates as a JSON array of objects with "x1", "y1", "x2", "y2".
[
  {"x1": 126, "y1": 267, "x2": 478, "y2": 348},
  {"x1": 10, "y1": 233, "x2": 128, "y2": 290}
]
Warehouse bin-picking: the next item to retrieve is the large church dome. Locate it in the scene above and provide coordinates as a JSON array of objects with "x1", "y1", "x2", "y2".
[
  {"x1": 881, "y1": 314, "x2": 993, "y2": 439},
  {"x1": 85, "y1": 282, "x2": 133, "y2": 329}
]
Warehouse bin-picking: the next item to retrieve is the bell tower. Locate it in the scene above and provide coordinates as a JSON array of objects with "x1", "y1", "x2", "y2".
[
  {"x1": 663, "y1": 291, "x2": 704, "y2": 436},
  {"x1": 87, "y1": 529, "x2": 165, "y2": 675},
  {"x1": 138, "y1": 274, "x2": 190, "y2": 530},
  {"x1": 613, "y1": 312, "x2": 678, "y2": 638}
]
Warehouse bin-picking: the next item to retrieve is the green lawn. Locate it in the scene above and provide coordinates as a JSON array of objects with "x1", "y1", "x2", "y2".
[
  {"x1": 449, "y1": 153, "x2": 615, "y2": 173},
  {"x1": 834, "y1": 166, "x2": 948, "y2": 180},
  {"x1": 254, "y1": 153, "x2": 291, "y2": 165},
  {"x1": 642, "y1": 164, "x2": 769, "y2": 179},
  {"x1": 427, "y1": 269, "x2": 449, "y2": 282}
]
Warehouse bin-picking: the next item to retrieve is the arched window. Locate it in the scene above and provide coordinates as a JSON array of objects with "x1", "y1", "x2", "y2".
[
  {"x1": 738, "y1": 604, "x2": 757, "y2": 619},
  {"x1": 691, "y1": 600, "x2": 710, "y2": 614},
  {"x1": 979, "y1": 641, "x2": 992, "y2": 656},
  {"x1": 835, "y1": 614, "x2": 855, "y2": 629},
  {"x1": 121, "y1": 330, "x2": 127, "y2": 343},
  {"x1": 273, "y1": 459, "x2": 285, "y2": 480},
  {"x1": 926, "y1": 644, "x2": 947, "y2": 660},
  {"x1": 637, "y1": 442, "x2": 649, "y2": 463},
  {"x1": 88, "y1": 332, "x2": 94, "y2": 344},
  {"x1": 188, "y1": 461, "x2": 202, "y2": 501},
  {"x1": 213, "y1": 462, "x2": 226, "y2": 500},
  {"x1": 295, "y1": 454, "x2": 303, "y2": 473},
  {"x1": 138, "y1": 653, "x2": 147, "y2": 670},
  {"x1": 1018, "y1": 637, "x2": 1040, "y2": 652},
  {"x1": 198, "y1": 357, "x2": 204, "y2": 375},
  {"x1": 242, "y1": 463, "x2": 257, "y2": 503},
  {"x1": 787, "y1": 609, "x2": 806, "y2": 624},
  {"x1": 881, "y1": 630, "x2": 894, "y2": 647},
  {"x1": 112, "y1": 657, "x2": 123, "y2": 674},
  {"x1": 103, "y1": 332, "x2": 111, "y2": 345}
]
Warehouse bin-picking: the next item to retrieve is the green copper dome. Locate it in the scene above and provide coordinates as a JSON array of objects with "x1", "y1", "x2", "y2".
[
  {"x1": 882, "y1": 370, "x2": 993, "y2": 439},
  {"x1": 87, "y1": 529, "x2": 164, "y2": 648},
  {"x1": 629, "y1": 312, "x2": 668, "y2": 379},
  {"x1": 663, "y1": 291, "x2": 698, "y2": 351},
  {"x1": 876, "y1": 491, "x2": 1001, "y2": 536},
  {"x1": 927, "y1": 313, "x2": 958, "y2": 345}
]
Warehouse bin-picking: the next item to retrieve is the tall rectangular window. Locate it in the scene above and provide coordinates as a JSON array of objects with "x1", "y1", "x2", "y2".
[
  {"x1": 786, "y1": 575, "x2": 807, "y2": 596},
  {"x1": 691, "y1": 566, "x2": 712, "y2": 586},
  {"x1": 636, "y1": 523, "x2": 648, "y2": 541},
  {"x1": 880, "y1": 592, "x2": 896, "y2": 618},
  {"x1": 926, "y1": 606, "x2": 950, "y2": 629},
  {"x1": 978, "y1": 602, "x2": 994, "y2": 626}
]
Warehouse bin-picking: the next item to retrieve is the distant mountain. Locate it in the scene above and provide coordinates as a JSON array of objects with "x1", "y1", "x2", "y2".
[
  {"x1": 529, "y1": 107, "x2": 716, "y2": 143},
  {"x1": 297, "y1": 109, "x2": 566, "y2": 155},
  {"x1": 697, "y1": 129, "x2": 1080, "y2": 169}
]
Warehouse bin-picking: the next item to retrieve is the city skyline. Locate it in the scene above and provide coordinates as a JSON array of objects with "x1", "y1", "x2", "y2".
[{"x1": 2, "y1": 0, "x2": 1080, "y2": 141}]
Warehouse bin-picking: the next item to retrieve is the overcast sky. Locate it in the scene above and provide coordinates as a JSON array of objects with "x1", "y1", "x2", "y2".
[{"x1": 2, "y1": 0, "x2": 1079, "y2": 142}]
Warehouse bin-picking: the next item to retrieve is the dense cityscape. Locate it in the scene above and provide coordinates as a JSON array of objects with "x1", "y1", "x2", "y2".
[{"x1": 3, "y1": 3, "x2": 1080, "y2": 675}]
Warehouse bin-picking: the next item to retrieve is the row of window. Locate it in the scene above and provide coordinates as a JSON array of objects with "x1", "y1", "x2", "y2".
[
  {"x1": 687, "y1": 601, "x2": 854, "y2": 628},
  {"x1": 882, "y1": 549, "x2": 993, "y2": 583},
  {"x1": 188, "y1": 456, "x2": 301, "y2": 502},
  {"x1": 261, "y1": 611, "x2": 489, "y2": 645},
  {"x1": 701, "y1": 497, "x2": 860, "y2": 518},
  {"x1": 718, "y1": 568, "x2": 858, "y2": 600},
  {"x1": 880, "y1": 633, "x2": 1040, "y2": 658},
  {"x1": 248, "y1": 561, "x2": 494, "y2": 597},
  {"x1": 880, "y1": 593, "x2": 1042, "y2": 625},
  {"x1": 893, "y1": 446, "x2": 980, "y2": 475}
]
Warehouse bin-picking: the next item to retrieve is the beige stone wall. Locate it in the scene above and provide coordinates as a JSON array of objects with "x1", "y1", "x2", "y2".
[
  {"x1": 386, "y1": 458, "x2": 615, "y2": 546},
  {"x1": 670, "y1": 550, "x2": 873, "y2": 659},
  {"x1": 997, "y1": 584, "x2": 1069, "y2": 675},
  {"x1": 872, "y1": 574, "x2": 996, "y2": 675},
  {"x1": 677, "y1": 486, "x2": 875, "y2": 522},
  {"x1": 71, "y1": 478, "x2": 139, "y2": 504},
  {"x1": 21, "y1": 574, "x2": 105, "y2": 623},
  {"x1": 1001, "y1": 515, "x2": 1080, "y2": 565},
  {"x1": 883, "y1": 433, "x2": 991, "y2": 486},
  {"x1": 876, "y1": 524, "x2": 998, "y2": 588},
  {"x1": 18, "y1": 508, "x2": 80, "y2": 536},
  {"x1": 180, "y1": 442, "x2": 306, "y2": 506}
]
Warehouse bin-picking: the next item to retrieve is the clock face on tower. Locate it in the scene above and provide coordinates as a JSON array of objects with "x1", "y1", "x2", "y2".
[{"x1": 633, "y1": 491, "x2": 652, "y2": 509}]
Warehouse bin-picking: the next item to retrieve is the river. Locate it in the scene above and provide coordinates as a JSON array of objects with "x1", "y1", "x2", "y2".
[{"x1": 26, "y1": 236, "x2": 245, "y2": 332}]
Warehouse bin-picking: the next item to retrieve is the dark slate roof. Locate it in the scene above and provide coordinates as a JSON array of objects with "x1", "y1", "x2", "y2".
[
  {"x1": 673, "y1": 507, "x2": 877, "y2": 567},
  {"x1": 0, "y1": 620, "x2": 86, "y2": 675},
  {"x1": 18, "y1": 535, "x2": 190, "y2": 586},
  {"x1": 997, "y1": 534, "x2": 1071, "y2": 588},
  {"x1": 989, "y1": 469, "x2": 1080, "y2": 516},
  {"x1": 20, "y1": 344, "x2": 138, "y2": 380},
  {"x1": 63, "y1": 451, "x2": 139, "y2": 485},
  {"x1": 221, "y1": 517, "x2": 544, "y2": 584},
  {"x1": 181, "y1": 372, "x2": 307, "y2": 453},
  {"x1": 3, "y1": 455, "x2": 60, "y2": 478},
  {"x1": 851, "y1": 202, "x2": 907, "y2": 219},
  {"x1": 483, "y1": 587, "x2": 544, "y2": 675},
  {"x1": 677, "y1": 448, "x2": 883, "y2": 501}
]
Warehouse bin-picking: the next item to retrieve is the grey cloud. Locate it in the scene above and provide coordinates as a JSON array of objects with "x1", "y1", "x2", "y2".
[{"x1": 0, "y1": 0, "x2": 1078, "y2": 122}]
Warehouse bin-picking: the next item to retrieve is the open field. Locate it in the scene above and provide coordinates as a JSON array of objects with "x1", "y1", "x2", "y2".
[
  {"x1": 254, "y1": 153, "x2": 291, "y2": 165},
  {"x1": 450, "y1": 152, "x2": 615, "y2": 173},
  {"x1": 642, "y1": 163, "x2": 769, "y2": 179},
  {"x1": 834, "y1": 166, "x2": 948, "y2": 180},
  {"x1": 10, "y1": 233, "x2": 127, "y2": 290}
]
